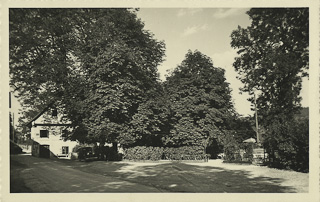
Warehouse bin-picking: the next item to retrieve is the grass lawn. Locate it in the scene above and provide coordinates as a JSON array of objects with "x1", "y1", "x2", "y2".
[{"x1": 59, "y1": 158, "x2": 308, "y2": 193}]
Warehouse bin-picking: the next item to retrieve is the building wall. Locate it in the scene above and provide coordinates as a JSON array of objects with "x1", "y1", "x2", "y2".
[
  {"x1": 31, "y1": 125, "x2": 78, "y2": 159},
  {"x1": 30, "y1": 107, "x2": 78, "y2": 159}
]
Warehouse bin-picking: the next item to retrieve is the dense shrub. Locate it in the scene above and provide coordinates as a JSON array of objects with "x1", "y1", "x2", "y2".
[
  {"x1": 163, "y1": 146, "x2": 206, "y2": 160},
  {"x1": 223, "y1": 133, "x2": 241, "y2": 161},
  {"x1": 123, "y1": 146, "x2": 207, "y2": 161},
  {"x1": 264, "y1": 116, "x2": 309, "y2": 173},
  {"x1": 123, "y1": 146, "x2": 164, "y2": 161}
]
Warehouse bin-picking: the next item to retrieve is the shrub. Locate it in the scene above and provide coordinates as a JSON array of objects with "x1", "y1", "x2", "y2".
[
  {"x1": 123, "y1": 146, "x2": 207, "y2": 161},
  {"x1": 242, "y1": 143, "x2": 254, "y2": 162},
  {"x1": 223, "y1": 133, "x2": 240, "y2": 161},
  {"x1": 123, "y1": 146, "x2": 164, "y2": 161},
  {"x1": 163, "y1": 146, "x2": 206, "y2": 160},
  {"x1": 264, "y1": 116, "x2": 309, "y2": 172}
]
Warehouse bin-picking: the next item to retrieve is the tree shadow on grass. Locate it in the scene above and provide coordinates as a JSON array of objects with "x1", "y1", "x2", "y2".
[
  {"x1": 10, "y1": 156, "x2": 33, "y2": 193},
  {"x1": 11, "y1": 155, "x2": 300, "y2": 193},
  {"x1": 73, "y1": 161, "x2": 298, "y2": 193}
]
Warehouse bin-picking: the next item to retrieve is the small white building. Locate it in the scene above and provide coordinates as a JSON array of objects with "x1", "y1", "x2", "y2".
[{"x1": 27, "y1": 103, "x2": 78, "y2": 159}]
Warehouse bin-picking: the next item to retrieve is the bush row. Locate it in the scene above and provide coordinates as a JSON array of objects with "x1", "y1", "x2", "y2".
[
  {"x1": 123, "y1": 146, "x2": 164, "y2": 161},
  {"x1": 163, "y1": 146, "x2": 206, "y2": 160},
  {"x1": 123, "y1": 146, "x2": 206, "y2": 161}
]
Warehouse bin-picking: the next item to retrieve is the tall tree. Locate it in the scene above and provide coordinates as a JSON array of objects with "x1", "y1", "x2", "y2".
[
  {"x1": 230, "y1": 8, "x2": 309, "y2": 171},
  {"x1": 119, "y1": 85, "x2": 172, "y2": 147},
  {"x1": 230, "y1": 8, "x2": 308, "y2": 119},
  {"x1": 10, "y1": 9, "x2": 77, "y2": 113},
  {"x1": 163, "y1": 50, "x2": 235, "y2": 148},
  {"x1": 10, "y1": 8, "x2": 165, "y2": 145}
]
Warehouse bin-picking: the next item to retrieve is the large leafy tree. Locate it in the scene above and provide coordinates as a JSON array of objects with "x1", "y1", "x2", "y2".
[
  {"x1": 68, "y1": 9, "x2": 165, "y2": 145},
  {"x1": 163, "y1": 50, "x2": 235, "y2": 149},
  {"x1": 10, "y1": 8, "x2": 165, "y2": 145},
  {"x1": 230, "y1": 8, "x2": 309, "y2": 171},
  {"x1": 119, "y1": 85, "x2": 172, "y2": 147},
  {"x1": 230, "y1": 8, "x2": 308, "y2": 119},
  {"x1": 10, "y1": 9, "x2": 77, "y2": 114}
]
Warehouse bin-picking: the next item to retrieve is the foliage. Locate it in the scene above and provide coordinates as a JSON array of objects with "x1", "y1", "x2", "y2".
[
  {"x1": 74, "y1": 9, "x2": 165, "y2": 145},
  {"x1": 123, "y1": 146, "x2": 164, "y2": 161},
  {"x1": 120, "y1": 50, "x2": 237, "y2": 149},
  {"x1": 119, "y1": 86, "x2": 171, "y2": 147},
  {"x1": 222, "y1": 132, "x2": 241, "y2": 161},
  {"x1": 231, "y1": 8, "x2": 308, "y2": 118},
  {"x1": 163, "y1": 146, "x2": 206, "y2": 160},
  {"x1": 162, "y1": 50, "x2": 235, "y2": 148},
  {"x1": 264, "y1": 114, "x2": 309, "y2": 172},
  {"x1": 123, "y1": 146, "x2": 207, "y2": 161},
  {"x1": 242, "y1": 143, "x2": 254, "y2": 162},
  {"x1": 10, "y1": 8, "x2": 165, "y2": 145},
  {"x1": 10, "y1": 9, "x2": 77, "y2": 114},
  {"x1": 230, "y1": 8, "x2": 309, "y2": 171},
  {"x1": 228, "y1": 116, "x2": 256, "y2": 142}
]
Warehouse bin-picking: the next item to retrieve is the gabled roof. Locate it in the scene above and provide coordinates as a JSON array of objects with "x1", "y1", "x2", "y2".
[{"x1": 26, "y1": 102, "x2": 55, "y2": 127}]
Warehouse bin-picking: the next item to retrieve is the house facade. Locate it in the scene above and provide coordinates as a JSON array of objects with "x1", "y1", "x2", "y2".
[{"x1": 27, "y1": 104, "x2": 78, "y2": 159}]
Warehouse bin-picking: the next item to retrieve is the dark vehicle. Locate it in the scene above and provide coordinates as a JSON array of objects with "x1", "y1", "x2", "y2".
[{"x1": 77, "y1": 147, "x2": 98, "y2": 161}]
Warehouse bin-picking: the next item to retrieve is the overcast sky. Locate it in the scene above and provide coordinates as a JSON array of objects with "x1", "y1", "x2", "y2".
[{"x1": 136, "y1": 8, "x2": 309, "y2": 116}]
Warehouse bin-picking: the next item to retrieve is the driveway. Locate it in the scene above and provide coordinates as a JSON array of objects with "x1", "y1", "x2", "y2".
[{"x1": 10, "y1": 154, "x2": 308, "y2": 193}]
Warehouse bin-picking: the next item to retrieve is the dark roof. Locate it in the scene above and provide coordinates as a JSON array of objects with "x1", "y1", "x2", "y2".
[{"x1": 26, "y1": 102, "x2": 55, "y2": 127}]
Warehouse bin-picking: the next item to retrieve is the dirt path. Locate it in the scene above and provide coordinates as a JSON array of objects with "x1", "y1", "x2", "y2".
[{"x1": 10, "y1": 155, "x2": 308, "y2": 193}]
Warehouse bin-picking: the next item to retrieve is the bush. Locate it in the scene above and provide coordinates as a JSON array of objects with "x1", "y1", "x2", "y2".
[
  {"x1": 264, "y1": 116, "x2": 309, "y2": 172},
  {"x1": 123, "y1": 146, "x2": 207, "y2": 161},
  {"x1": 163, "y1": 146, "x2": 206, "y2": 160},
  {"x1": 223, "y1": 133, "x2": 240, "y2": 161},
  {"x1": 123, "y1": 146, "x2": 164, "y2": 161}
]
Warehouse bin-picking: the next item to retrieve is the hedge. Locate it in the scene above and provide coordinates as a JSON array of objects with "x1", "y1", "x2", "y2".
[
  {"x1": 123, "y1": 146, "x2": 164, "y2": 161},
  {"x1": 123, "y1": 146, "x2": 207, "y2": 161},
  {"x1": 163, "y1": 146, "x2": 206, "y2": 160}
]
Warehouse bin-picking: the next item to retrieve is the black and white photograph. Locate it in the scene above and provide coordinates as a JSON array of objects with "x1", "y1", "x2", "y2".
[{"x1": 2, "y1": 0, "x2": 319, "y2": 202}]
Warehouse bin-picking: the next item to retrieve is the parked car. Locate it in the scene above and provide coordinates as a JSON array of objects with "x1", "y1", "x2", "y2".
[{"x1": 77, "y1": 147, "x2": 98, "y2": 161}]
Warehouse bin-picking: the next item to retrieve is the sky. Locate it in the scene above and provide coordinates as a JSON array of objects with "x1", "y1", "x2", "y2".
[
  {"x1": 10, "y1": 8, "x2": 309, "y2": 123},
  {"x1": 136, "y1": 8, "x2": 309, "y2": 116}
]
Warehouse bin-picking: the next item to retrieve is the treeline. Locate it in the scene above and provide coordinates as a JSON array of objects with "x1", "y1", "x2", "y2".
[{"x1": 10, "y1": 8, "x2": 250, "y2": 156}]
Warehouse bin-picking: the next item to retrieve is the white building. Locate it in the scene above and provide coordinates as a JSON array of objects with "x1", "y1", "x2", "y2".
[{"x1": 27, "y1": 103, "x2": 78, "y2": 159}]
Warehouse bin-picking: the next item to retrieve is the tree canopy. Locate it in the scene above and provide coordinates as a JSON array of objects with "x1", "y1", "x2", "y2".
[
  {"x1": 230, "y1": 8, "x2": 308, "y2": 119},
  {"x1": 10, "y1": 8, "x2": 165, "y2": 144},
  {"x1": 230, "y1": 8, "x2": 309, "y2": 171},
  {"x1": 119, "y1": 50, "x2": 252, "y2": 153},
  {"x1": 162, "y1": 50, "x2": 236, "y2": 148}
]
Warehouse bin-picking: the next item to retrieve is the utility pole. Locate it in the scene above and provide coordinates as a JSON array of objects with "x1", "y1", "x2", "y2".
[{"x1": 254, "y1": 92, "x2": 260, "y2": 144}]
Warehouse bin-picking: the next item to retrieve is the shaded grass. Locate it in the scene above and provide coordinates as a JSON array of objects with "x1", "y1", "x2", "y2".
[
  {"x1": 62, "y1": 160, "x2": 297, "y2": 193},
  {"x1": 10, "y1": 156, "x2": 33, "y2": 193}
]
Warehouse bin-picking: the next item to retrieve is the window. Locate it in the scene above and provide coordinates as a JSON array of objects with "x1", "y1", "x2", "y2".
[
  {"x1": 40, "y1": 130, "x2": 49, "y2": 138},
  {"x1": 62, "y1": 146, "x2": 69, "y2": 155}
]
